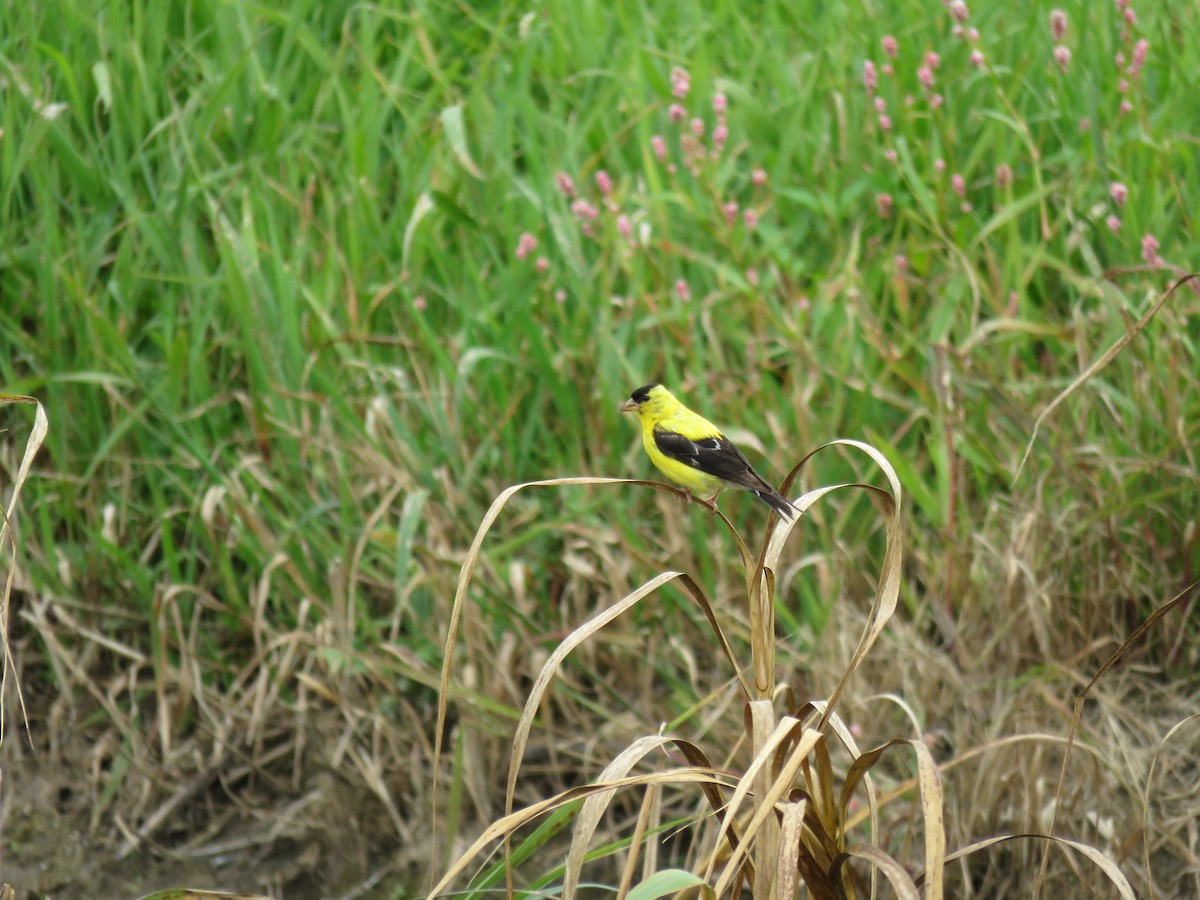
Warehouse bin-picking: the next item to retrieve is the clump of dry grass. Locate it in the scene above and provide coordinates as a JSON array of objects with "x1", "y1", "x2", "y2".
[{"x1": 427, "y1": 432, "x2": 1194, "y2": 897}]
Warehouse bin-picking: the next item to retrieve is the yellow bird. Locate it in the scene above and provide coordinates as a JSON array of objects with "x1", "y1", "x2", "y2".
[{"x1": 620, "y1": 384, "x2": 794, "y2": 518}]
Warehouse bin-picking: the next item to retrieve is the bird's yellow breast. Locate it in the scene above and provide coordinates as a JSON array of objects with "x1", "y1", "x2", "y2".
[{"x1": 640, "y1": 421, "x2": 724, "y2": 497}]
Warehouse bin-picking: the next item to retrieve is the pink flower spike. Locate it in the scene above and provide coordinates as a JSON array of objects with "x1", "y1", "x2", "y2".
[
  {"x1": 875, "y1": 96, "x2": 887, "y2": 112},
  {"x1": 970, "y1": 49, "x2": 985, "y2": 67},
  {"x1": 712, "y1": 124, "x2": 728, "y2": 151},
  {"x1": 876, "y1": 193, "x2": 894, "y2": 218},
  {"x1": 882, "y1": 35, "x2": 899, "y2": 57},
  {"x1": 651, "y1": 134, "x2": 667, "y2": 162},
  {"x1": 894, "y1": 253, "x2": 909, "y2": 271},
  {"x1": 934, "y1": 158, "x2": 947, "y2": 174},
  {"x1": 949, "y1": 1, "x2": 969, "y2": 22},
  {"x1": 1053, "y1": 45, "x2": 1071, "y2": 71},
  {"x1": 570, "y1": 199, "x2": 599, "y2": 220},
  {"x1": 1079, "y1": 117, "x2": 1091, "y2": 132},
  {"x1": 555, "y1": 289, "x2": 567, "y2": 304},
  {"x1": 1106, "y1": 215, "x2": 1121, "y2": 233},
  {"x1": 930, "y1": 93, "x2": 944, "y2": 108},
  {"x1": 752, "y1": 167, "x2": 768, "y2": 187},
  {"x1": 882, "y1": 62, "x2": 894, "y2": 76},
  {"x1": 516, "y1": 231, "x2": 538, "y2": 260},
  {"x1": 722, "y1": 200, "x2": 739, "y2": 224},
  {"x1": 995, "y1": 163, "x2": 1012, "y2": 189},
  {"x1": 746, "y1": 267, "x2": 759, "y2": 286},
  {"x1": 675, "y1": 278, "x2": 691, "y2": 300},
  {"x1": 951, "y1": 172, "x2": 966, "y2": 196},
  {"x1": 926, "y1": 51, "x2": 941, "y2": 70},
  {"x1": 690, "y1": 117, "x2": 705, "y2": 137},
  {"x1": 878, "y1": 114, "x2": 892, "y2": 131},
  {"x1": 1049, "y1": 9, "x2": 1067, "y2": 41},
  {"x1": 743, "y1": 209, "x2": 759, "y2": 229},
  {"x1": 864, "y1": 59, "x2": 878, "y2": 94},
  {"x1": 1124, "y1": 7, "x2": 1136, "y2": 25},
  {"x1": 1110, "y1": 182, "x2": 1128, "y2": 207},
  {"x1": 1118, "y1": 78, "x2": 1129, "y2": 93},
  {"x1": 952, "y1": 24, "x2": 964, "y2": 38},
  {"x1": 1119, "y1": 99, "x2": 1133, "y2": 116},
  {"x1": 885, "y1": 149, "x2": 898, "y2": 164},
  {"x1": 535, "y1": 256, "x2": 549, "y2": 273},
  {"x1": 594, "y1": 170, "x2": 613, "y2": 195},
  {"x1": 413, "y1": 294, "x2": 427, "y2": 311},
  {"x1": 555, "y1": 172, "x2": 576, "y2": 197},
  {"x1": 617, "y1": 214, "x2": 632, "y2": 239},
  {"x1": 670, "y1": 66, "x2": 691, "y2": 99},
  {"x1": 1141, "y1": 234, "x2": 1160, "y2": 264},
  {"x1": 712, "y1": 92, "x2": 728, "y2": 114},
  {"x1": 669, "y1": 103, "x2": 686, "y2": 122},
  {"x1": 1132, "y1": 39, "x2": 1148, "y2": 71},
  {"x1": 918, "y1": 66, "x2": 936, "y2": 89},
  {"x1": 967, "y1": 26, "x2": 980, "y2": 42},
  {"x1": 1115, "y1": 51, "x2": 1125, "y2": 68}
]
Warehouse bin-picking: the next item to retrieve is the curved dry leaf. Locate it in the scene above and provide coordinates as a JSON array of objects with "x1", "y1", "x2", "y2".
[
  {"x1": 832, "y1": 844, "x2": 921, "y2": 900},
  {"x1": 564, "y1": 735, "x2": 720, "y2": 900},
  {"x1": 931, "y1": 833, "x2": 1135, "y2": 899},
  {"x1": 427, "y1": 769, "x2": 735, "y2": 897},
  {"x1": 1141, "y1": 713, "x2": 1200, "y2": 899},
  {"x1": 712, "y1": 725, "x2": 823, "y2": 897}
]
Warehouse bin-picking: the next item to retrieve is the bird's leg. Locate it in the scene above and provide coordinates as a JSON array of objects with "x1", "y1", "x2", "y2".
[{"x1": 699, "y1": 492, "x2": 720, "y2": 515}]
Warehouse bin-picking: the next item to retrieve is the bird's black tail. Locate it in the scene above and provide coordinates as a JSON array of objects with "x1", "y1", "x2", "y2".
[{"x1": 752, "y1": 487, "x2": 796, "y2": 520}]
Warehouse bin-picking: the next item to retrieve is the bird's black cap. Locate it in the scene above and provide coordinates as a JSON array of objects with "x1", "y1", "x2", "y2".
[{"x1": 630, "y1": 384, "x2": 659, "y2": 404}]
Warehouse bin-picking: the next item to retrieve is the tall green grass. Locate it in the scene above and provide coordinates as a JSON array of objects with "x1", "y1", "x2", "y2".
[{"x1": 1, "y1": 0, "x2": 1197, "y2": 894}]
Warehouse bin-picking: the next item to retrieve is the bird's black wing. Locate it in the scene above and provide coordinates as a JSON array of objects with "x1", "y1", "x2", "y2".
[
  {"x1": 653, "y1": 427, "x2": 795, "y2": 519},
  {"x1": 653, "y1": 428, "x2": 759, "y2": 484}
]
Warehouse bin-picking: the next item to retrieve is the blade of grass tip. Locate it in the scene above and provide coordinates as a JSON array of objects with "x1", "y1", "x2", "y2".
[
  {"x1": 830, "y1": 845, "x2": 921, "y2": 900},
  {"x1": 431, "y1": 475, "x2": 663, "y2": 876},
  {"x1": 1014, "y1": 273, "x2": 1199, "y2": 484},
  {"x1": 1141, "y1": 714, "x2": 1200, "y2": 900},
  {"x1": 1035, "y1": 577, "x2": 1200, "y2": 898},
  {"x1": 427, "y1": 770, "x2": 731, "y2": 898},
  {"x1": 935, "y1": 834, "x2": 1135, "y2": 899},
  {"x1": 0, "y1": 394, "x2": 48, "y2": 745}
]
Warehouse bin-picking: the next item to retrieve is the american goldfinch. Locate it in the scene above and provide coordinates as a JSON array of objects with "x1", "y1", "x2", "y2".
[{"x1": 620, "y1": 383, "x2": 795, "y2": 519}]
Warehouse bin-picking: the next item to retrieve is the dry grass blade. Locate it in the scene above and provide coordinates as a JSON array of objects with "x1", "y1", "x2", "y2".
[
  {"x1": 776, "y1": 799, "x2": 808, "y2": 900},
  {"x1": 563, "y1": 735, "x2": 722, "y2": 900},
  {"x1": 933, "y1": 834, "x2": 1136, "y2": 898},
  {"x1": 426, "y1": 769, "x2": 736, "y2": 898},
  {"x1": 1142, "y1": 713, "x2": 1200, "y2": 900},
  {"x1": 1038, "y1": 577, "x2": 1200, "y2": 895},
  {"x1": 432, "y1": 476, "x2": 695, "y2": 868},
  {"x1": 0, "y1": 393, "x2": 48, "y2": 743},
  {"x1": 711, "y1": 724, "x2": 823, "y2": 897},
  {"x1": 1015, "y1": 272, "x2": 1199, "y2": 481},
  {"x1": 831, "y1": 845, "x2": 921, "y2": 899}
]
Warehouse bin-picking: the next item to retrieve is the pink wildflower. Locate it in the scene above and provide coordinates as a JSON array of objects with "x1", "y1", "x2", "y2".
[
  {"x1": 690, "y1": 117, "x2": 705, "y2": 137},
  {"x1": 516, "y1": 232, "x2": 538, "y2": 260},
  {"x1": 934, "y1": 158, "x2": 947, "y2": 174},
  {"x1": 675, "y1": 278, "x2": 691, "y2": 300},
  {"x1": 712, "y1": 124, "x2": 728, "y2": 151},
  {"x1": 1115, "y1": 51, "x2": 1125, "y2": 68},
  {"x1": 1118, "y1": 78, "x2": 1129, "y2": 93},
  {"x1": 1131, "y1": 39, "x2": 1148, "y2": 73},
  {"x1": 555, "y1": 172, "x2": 576, "y2": 197},
  {"x1": 651, "y1": 135, "x2": 667, "y2": 162},
  {"x1": 995, "y1": 163, "x2": 1012, "y2": 189},
  {"x1": 918, "y1": 66, "x2": 936, "y2": 89},
  {"x1": 555, "y1": 289, "x2": 567, "y2": 304},
  {"x1": 1141, "y1": 234, "x2": 1160, "y2": 264},
  {"x1": 1119, "y1": 99, "x2": 1133, "y2": 115},
  {"x1": 1079, "y1": 117, "x2": 1091, "y2": 131},
  {"x1": 668, "y1": 103, "x2": 686, "y2": 122},
  {"x1": 930, "y1": 93, "x2": 944, "y2": 108},
  {"x1": 722, "y1": 200, "x2": 739, "y2": 224},
  {"x1": 885, "y1": 148, "x2": 898, "y2": 163},
  {"x1": 617, "y1": 214, "x2": 632, "y2": 239},
  {"x1": 570, "y1": 199, "x2": 599, "y2": 220},
  {"x1": 970, "y1": 49, "x2": 985, "y2": 67},
  {"x1": 746, "y1": 267, "x2": 759, "y2": 286},
  {"x1": 876, "y1": 193, "x2": 894, "y2": 218},
  {"x1": 413, "y1": 295, "x2": 427, "y2": 311},
  {"x1": 594, "y1": 170, "x2": 613, "y2": 195},
  {"x1": 752, "y1": 167, "x2": 768, "y2": 187},
  {"x1": 1049, "y1": 9, "x2": 1067, "y2": 40},
  {"x1": 926, "y1": 51, "x2": 942, "y2": 70},
  {"x1": 878, "y1": 114, "x2": 892, "y2": 131},
  {"x1": 882, "y1": 35, "x2": 899, "y2": 57},
  {"x1": 535, "y1": 256, "x2": 549, "y2": 273},
  {"x1": 894, "y1": 253, "x2": 909, "y2": 271},
  {"x1": 864, "y1": 59, "x2": 878, "y2": 94},
  {"x1": 1123, "y1": 7, "x2": 1136, "y2": 25},
  {"x1": 670, "y1": 67, "x2": 691, "y2": 99},
  {"x1": 743, "y1": 209, "x2": 758, "y2": 229},
  {"x1": 712, "y1": 92, "x2": 727, "y2": 114},
  {"x1": 967, "y1": 26, "x2": 980, "y2": 42},
  {"x1": 1053, "y1": 45, "x2": 1071, "y2": 71},
  {"x1": 1110, "y1": 182, "x2": 1128, "y2": 207},
  {"x1": 949, "y1": 1, "x2": 969, "y2": 22},
  {"x1": 875, "y1": 96, "x2": 887, "y2": 112},
  {"x1": 951, "y1": 173, "x2": 966, "y2": 196},
  {"x1": 1106, "y1": 215, "x2": 1121, "y2": 233}
]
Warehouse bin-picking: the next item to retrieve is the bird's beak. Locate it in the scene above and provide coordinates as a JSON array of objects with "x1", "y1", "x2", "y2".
[{"x1": 619, "y1": 398, "x2": 637, "y2": 413}]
